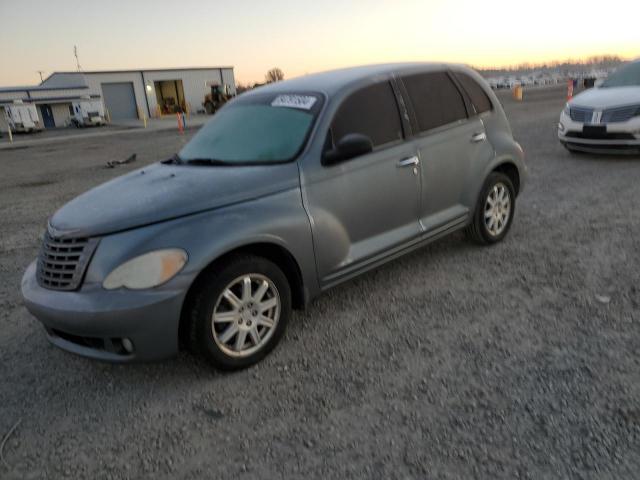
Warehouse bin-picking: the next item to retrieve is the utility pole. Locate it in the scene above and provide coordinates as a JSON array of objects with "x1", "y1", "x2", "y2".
[
  {"x1": 74, "y1": 45, "x2": 81, "y2": 71},
  {"x1": 37, "y1": 70, "x2": 44, "y2": 83}
]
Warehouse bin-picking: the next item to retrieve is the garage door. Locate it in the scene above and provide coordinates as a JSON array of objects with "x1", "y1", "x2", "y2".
[{"x1": 101, "y1": 82, "x2": 137, "y2": 120}]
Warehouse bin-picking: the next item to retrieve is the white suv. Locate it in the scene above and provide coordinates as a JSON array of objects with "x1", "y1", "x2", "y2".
[{"x1": 558, "y1": 60, "x2": 640, "y2": 154}]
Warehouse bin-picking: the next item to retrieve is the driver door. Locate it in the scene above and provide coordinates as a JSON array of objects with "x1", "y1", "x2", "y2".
[{"x1": 301, "y1": 80, "x2": 422, "y2": 288}]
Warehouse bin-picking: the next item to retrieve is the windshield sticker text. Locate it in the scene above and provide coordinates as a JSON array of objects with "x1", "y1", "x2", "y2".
[{"x1": 271, "y1": 95, "x2": 317, "y2": 110}]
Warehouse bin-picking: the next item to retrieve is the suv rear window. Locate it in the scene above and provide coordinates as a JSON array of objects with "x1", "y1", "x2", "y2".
[
  {"x1": 402, "y1": 72, "x2": 467, "y2": 133},
  {"x1": 331, "y1": 81, "x2": 403, "y2": 148},
  {"x1": 454, "y1": 72, "x2": 493, "y2": 114}
]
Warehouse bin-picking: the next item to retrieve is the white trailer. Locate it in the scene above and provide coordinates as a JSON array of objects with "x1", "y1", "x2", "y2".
[
  {"x1": 70, "y1": 98, "x2": 106, "y2": 127},
  {"x1": 4, "y1": 101, "x2": 42, "y2": 133}
]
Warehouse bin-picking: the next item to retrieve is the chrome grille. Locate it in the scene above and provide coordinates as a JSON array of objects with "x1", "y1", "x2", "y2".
[
  {"x1": 602, "y1": 105, "x2": 640, "y2": 123},
  {"x1": 569, "y1": 106, "x2": 593, "y2": 123},
  {"x1": 37, "y1": 231, "x2": 99, "y2": 291}
]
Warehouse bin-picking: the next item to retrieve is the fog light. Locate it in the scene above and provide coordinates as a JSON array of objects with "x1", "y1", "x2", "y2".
[{"x1": 121, "y1": 338, "x2": 134, "y2": 353}]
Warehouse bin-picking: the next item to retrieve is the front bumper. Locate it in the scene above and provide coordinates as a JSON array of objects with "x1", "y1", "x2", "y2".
[
  {"x1": 558, "y1": 111, "x2": 640, "y2": 154},
  {"x1": 21, "y1": 261, "x2": 187, "y2": 362}
]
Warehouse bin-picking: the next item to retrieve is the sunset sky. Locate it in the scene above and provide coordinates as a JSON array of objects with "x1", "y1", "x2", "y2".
[{"x1": 0, "y1": 0, "x2": 638, "y2": 87}]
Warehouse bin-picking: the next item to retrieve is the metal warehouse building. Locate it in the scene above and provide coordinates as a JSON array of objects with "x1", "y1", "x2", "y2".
[{"x1": 1, "y1": 66, "x2": 235, "y2": 130}]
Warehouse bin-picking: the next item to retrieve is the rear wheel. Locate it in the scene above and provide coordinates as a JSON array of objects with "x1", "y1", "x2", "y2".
[
  {"x1": 466, "y1": 172, "x2": 516, "y2": 245},
  {"x1": 187, "y1": 255, "x2": 291, "y2": 370}
]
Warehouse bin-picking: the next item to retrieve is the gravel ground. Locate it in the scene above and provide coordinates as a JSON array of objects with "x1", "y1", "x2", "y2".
[{"x1": 0, "y1": 87, "x2": 639, "y2": 480}]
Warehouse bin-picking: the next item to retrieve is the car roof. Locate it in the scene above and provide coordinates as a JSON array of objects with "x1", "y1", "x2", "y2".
[{"x1": 245, "y1": 62, "x2": 468, "y2": 98}]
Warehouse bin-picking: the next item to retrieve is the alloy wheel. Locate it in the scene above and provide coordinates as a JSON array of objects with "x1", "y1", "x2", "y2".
[
  {"x1": 484, "y1": 182, "x2": 511, "y2": 237},
  {"x1": 211, "y1": 274, "x2": 280, "y2": 358}
]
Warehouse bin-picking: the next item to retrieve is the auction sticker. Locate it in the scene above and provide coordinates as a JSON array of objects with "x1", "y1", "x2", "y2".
[{"x1": 271, "y1": 95, "x2": 317, "y2": 110}]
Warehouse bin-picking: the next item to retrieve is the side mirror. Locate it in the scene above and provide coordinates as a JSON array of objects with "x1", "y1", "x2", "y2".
[{"x1": 323, "y1": 133, "x2": 373, "y2": 165}]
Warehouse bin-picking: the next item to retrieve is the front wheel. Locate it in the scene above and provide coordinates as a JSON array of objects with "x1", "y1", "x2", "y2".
[
  {"x1": 465, "y1": 172, "x2": 516, "y2": 245},
  {"x1": 187, "y1": 255, "x2": 291, "y2": 370}
]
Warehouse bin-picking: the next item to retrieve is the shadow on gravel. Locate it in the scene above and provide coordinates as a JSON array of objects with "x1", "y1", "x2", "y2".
[
  {"x1": 17, "y1": 180, "x2": 57, "y2": 188},
  {"x1": 566, "y1": 152, "x2": 640, "y2": 162}
]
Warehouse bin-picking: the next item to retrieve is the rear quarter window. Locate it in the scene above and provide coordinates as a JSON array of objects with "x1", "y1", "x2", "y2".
[
  {"x1": 454, "y1": 72, "x2": 493, "y2": 114},
  {"x1": 401, "y1": 72, "x2": 467, "y2": 133}
]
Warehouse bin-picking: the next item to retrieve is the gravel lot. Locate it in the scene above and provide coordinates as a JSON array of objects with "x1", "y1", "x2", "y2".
[{"x1": 1, "y1": 87, "x2": 639, "y2": 480}]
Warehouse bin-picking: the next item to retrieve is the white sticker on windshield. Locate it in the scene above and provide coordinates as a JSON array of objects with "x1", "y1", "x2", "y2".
[{"x1": 271, "y1": 95, "x2": 317, "y2": 110}]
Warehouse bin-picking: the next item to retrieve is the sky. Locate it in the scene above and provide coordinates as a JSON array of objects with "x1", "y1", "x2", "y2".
[{"x1": 0, "y1": 0, "x2": 638, "y2": 87}]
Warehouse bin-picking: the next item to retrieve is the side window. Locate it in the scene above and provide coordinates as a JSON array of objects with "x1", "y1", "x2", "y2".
[
  {"x1": 331, "y1": 81, "x2": 403, "y2": 148},
  {"x1": 453, "y1": 72, "x2": 493, "y2": 114},
  {"x1": 402, "y1": 71, "x2": 467, "y2": 133}
]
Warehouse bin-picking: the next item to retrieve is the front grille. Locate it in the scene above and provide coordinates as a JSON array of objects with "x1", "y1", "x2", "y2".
[
  {"x1": 602, "y1": 105, "x2": 640, "y2": 123},
  {"x1": 50, "y1": 328, "x2": 106, "y2": 350},
  {"x1": 565, "y1": 131, "x2": 636, "y2": 140},
  {"x1": 37, "y1": 231, "x2": 99, "y2": 291},
  {"x1": 569, "y1": 106, "x2": 594, "y2": 123},
  {"x1": 48, "y1": 328, "x2": 133, "y2": 355}
]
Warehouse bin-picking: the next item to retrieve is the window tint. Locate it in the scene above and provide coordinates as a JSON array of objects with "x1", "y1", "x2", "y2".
[
  {"x1": 331, "y1": 81, "x2": 403, "y2": 148},
  {"x1": 454, "y1": 72, "x2": 493, "y2": 114},
  {"x1": 402, "y1": 72, "x2": 467, "y2": 132}
]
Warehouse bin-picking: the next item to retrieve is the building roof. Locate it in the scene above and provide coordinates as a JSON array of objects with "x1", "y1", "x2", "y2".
[
  {"x1": 40, "y1": 66, "x2": 234, "y2": 85},
  {"x1": 0, "y1": 84, "x2": 88, "y2": 93}
]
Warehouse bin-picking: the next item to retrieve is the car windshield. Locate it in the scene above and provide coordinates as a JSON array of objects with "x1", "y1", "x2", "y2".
[
  {"x1": 601, "y1": 62, "x2": 640, "y2": 88},
  {"x1": 179, "y1": 92, "x2": 323, "y2": 164}
]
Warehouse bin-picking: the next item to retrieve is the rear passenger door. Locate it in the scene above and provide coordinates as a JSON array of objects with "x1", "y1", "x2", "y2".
[
  {"x1": 302, "y1": 80, "x2": 422, "y2": 287},
  {"x1": 399, "y1": 71, "x2": 494, "y2": 233}
]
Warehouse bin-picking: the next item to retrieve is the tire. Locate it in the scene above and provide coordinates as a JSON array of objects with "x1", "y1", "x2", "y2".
[
  {"x1": 465, "y1": 172, "x2": 516, "y2": 245},
  {"x1": 204, "y1": 102, "x2": 214, "y2": 115},
  {"x1": 187, "y1": 255, "x2": 291, "y2": 370}
]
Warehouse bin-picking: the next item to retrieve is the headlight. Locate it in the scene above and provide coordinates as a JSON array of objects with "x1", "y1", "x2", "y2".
[
  {"x1": 103, "y1": 249, "x2": 187, "y2": 290},
  {"x1": 563, "y1": 103, "x2": 571, "y2": 116}
]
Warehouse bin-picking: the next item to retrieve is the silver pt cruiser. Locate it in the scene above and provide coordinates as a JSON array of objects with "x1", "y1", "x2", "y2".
[{"x1": 22, "y1": 63, "x2": 526, "y2": 369}]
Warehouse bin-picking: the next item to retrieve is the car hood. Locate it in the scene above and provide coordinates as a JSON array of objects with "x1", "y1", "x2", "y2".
[
  {"x1": 49, "y1": 162, "x2": 300, "y2": 238},
  {"x1": 570, "y1": 86, "x2": 640, "y2": 109}
]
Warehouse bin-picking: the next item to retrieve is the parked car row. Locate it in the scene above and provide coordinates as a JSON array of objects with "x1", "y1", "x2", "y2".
[{"x1": 486, "y1": 69, "x2": 611, "y2": 90}]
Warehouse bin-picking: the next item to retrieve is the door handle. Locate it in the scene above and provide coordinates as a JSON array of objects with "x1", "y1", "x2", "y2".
[
  {"x1": 397, "y1": 156, "x2": 419, "y2": 168},
  {"x1": 471, "y1": 132, "x2": 487, "y2": 143}
]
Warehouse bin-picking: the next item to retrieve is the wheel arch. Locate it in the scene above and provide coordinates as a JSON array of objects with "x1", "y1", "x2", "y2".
[
  {"x1": 178, "y1": 242, "x2": 306, "y2": 347},
  {"x1": 491, "y1": 160, "x2": 521, "y2": 195}
]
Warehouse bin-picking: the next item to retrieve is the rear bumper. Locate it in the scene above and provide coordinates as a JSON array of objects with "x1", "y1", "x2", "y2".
[{"x1": 21, "y1": 261, "x2": 187, "y2": 362}]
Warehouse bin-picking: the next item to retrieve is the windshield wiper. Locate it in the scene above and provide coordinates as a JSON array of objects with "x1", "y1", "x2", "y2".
[
  {"x1": 162, "y1": 153, "x2": 183, "y2": 165},
  {"x1": 182, "y1": 158, "x2": 233, "y2": 166}
]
